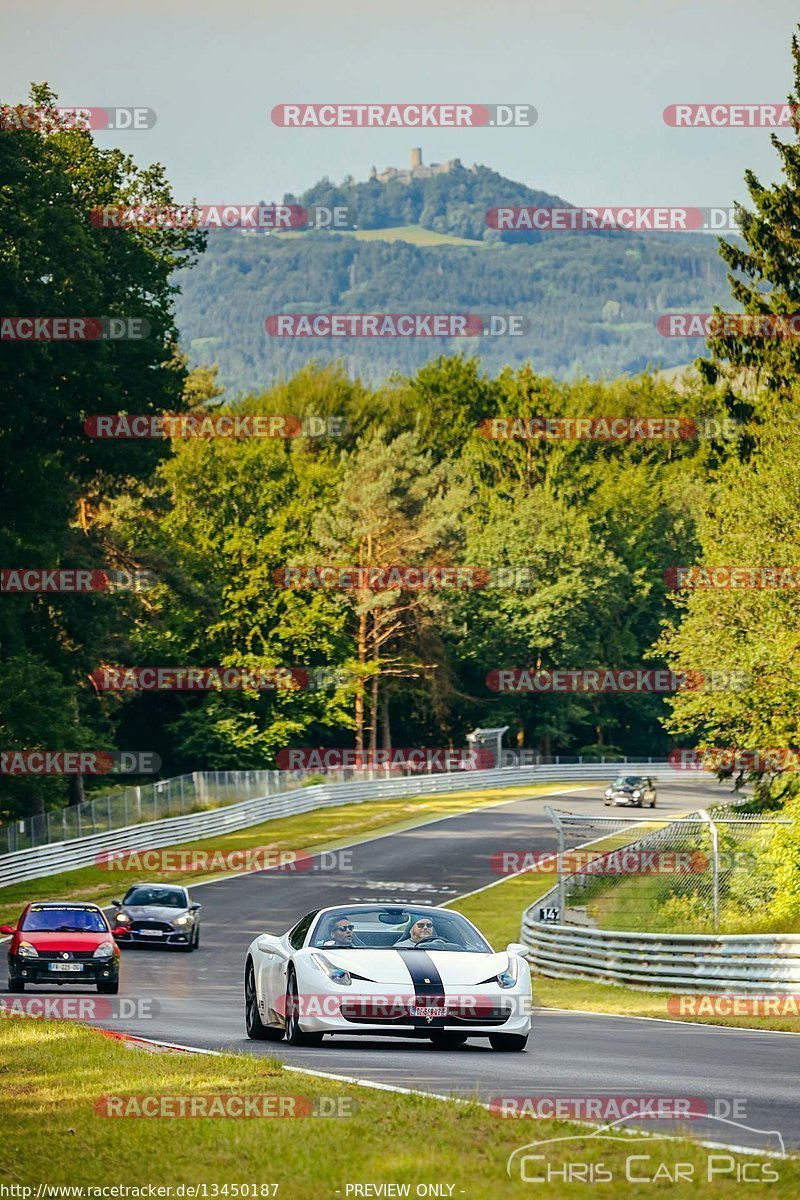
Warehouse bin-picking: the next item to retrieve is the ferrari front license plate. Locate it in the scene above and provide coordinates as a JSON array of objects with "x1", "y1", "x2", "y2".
[
  {"x1": 411, "y1": 1005, "x2": 448, "y2": 1018},
  {"x1": 49, "y1": 963, "x2": 83, "y2": 972}
]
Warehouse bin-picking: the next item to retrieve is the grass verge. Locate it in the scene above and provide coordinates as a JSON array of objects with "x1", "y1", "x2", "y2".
[
  {"x1": 449, "y1": 871, "x2": 800, "y2": 1034},
  {"x1": 0, "y1": 782, "x2": 587, "y2": 927},
  {"x1": 0, "y1": 1020, "x2": 795, "y2": 1195}
]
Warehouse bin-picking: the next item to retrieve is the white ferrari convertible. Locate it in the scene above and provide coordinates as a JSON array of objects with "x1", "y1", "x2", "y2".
[{"x1": 244, "y1": 903, "x2": 532, "y2": 1050}]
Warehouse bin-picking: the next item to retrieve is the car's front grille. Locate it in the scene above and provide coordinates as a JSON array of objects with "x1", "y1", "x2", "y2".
[
  {"x1": 130, "y1": 921, "x2": 174, "y2": 933},
  {"x1": 35, "y1": 950, "x2": 98, "y2": 962},
  {"x1": 340, "y1": 999, "x2": 512, "y2": 1026}
]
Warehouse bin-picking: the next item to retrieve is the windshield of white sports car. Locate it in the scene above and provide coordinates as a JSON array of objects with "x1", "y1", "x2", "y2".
[{"x1": 310, "y1": 907, "x2": 492, "y2": 952}]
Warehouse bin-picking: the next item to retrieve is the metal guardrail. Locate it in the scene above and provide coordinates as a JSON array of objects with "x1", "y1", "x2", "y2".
[
  {"x1": 521, "y1": 922, "x2": 800, "y2": 993},
  {"x1": 0, "y1": 761, "x2": 672, "y2": 890},
  {"x1": 0, "y1": 755, "x2": 672, "y2": 855}
]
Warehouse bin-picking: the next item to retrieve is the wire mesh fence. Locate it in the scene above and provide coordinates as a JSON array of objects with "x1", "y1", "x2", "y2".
[{"x1": 536, "y1": 804, "x2": 791, "y2": 934}]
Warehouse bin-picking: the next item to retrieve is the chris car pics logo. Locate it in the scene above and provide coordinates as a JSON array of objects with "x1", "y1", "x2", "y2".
[{"x1": 506, "y1": 1115, "x2": 784, "y2": 1184}]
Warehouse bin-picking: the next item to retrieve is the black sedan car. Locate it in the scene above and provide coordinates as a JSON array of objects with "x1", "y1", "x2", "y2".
[
  {"x1": 603, "y1": 775, "x2": 657, "y2": 808},
  {"x1": 111, "y1": 884, "x2": 202, "y2": 951}
]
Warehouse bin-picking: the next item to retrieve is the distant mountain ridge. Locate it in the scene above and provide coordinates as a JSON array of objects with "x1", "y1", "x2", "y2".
[{"x1": 174, "y1": 156, "x2": 731, "y2": 390}]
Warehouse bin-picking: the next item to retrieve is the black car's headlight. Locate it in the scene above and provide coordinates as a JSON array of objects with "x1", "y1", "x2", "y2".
[{"x1": 114, "y1": 912, "x2": 132, "y2": 924}]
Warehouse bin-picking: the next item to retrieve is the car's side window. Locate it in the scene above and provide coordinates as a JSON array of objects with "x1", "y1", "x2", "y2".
[{"x1": 288, "y1": 911, "x2": 317, "y2": 950}]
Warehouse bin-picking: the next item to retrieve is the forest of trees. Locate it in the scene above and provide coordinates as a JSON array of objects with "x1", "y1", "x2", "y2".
[
  {"x1": 2, "y1": 25, "x2": 800, "y2": 825},
  {"x1": 175, "y1": 216, "x2": 729, "y2": 391}
]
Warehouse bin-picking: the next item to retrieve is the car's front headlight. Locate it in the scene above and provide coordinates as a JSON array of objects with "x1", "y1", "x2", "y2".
[
  {"x1": 310, "y1": 952, "x2": 352, "y2": 986},
  {"x1": 632, "y1": 790, "x2": 642, "y2": 798},
  {"x1": 114, "y1": 912, "x2": 131, "y2": 924},
  {"x1": 18, "y1": 942, "x2": 38, "y2": 959},
  {"x1": 93, "y1": 941, "x2": 116, "y2": 958},
  {"x1": 497, "y1": 957, "x2": 520, "y2": 989},
  {"x1": 172, "y1": 915, "x2": 191, "y2": 926},
  {"x1": 604, "y1": 788, "x2": 612, "y2": 797}
]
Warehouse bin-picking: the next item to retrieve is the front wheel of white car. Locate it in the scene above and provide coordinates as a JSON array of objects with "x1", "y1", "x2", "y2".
[
  {"x1": 245, "y1": 962, "x2": 283, "y2": 1041},
  {"x1": 489, "y1": 1032, "x2": 528, "y2": 1052},
  {"x1": 284, "y1": 968, "x2": 324, "y2": 1047}
]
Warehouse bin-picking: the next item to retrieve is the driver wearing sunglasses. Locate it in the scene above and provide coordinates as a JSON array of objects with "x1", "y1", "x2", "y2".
[{"x1": 393, "y1": 917, "x2": 448, "y2": 949}]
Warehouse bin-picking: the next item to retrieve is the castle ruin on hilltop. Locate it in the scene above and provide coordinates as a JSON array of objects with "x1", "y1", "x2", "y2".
[{"x1": 369, "y1": 148, "x2": 478, "y2": 184}]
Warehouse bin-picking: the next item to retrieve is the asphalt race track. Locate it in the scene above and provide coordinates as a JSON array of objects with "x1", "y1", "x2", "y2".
[{"x1": 6, "y1": 779, "x2": 800, "y2": 1154}]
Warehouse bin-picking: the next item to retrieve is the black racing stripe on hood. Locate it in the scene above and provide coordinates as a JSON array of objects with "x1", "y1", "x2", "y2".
[{"x1": 395, "y1": 948, "x2": 445, "y2": 998}]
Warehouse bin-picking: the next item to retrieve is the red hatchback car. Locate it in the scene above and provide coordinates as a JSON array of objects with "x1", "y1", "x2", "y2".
[{"x1": 2, "y1": 901, "x2": 120, "y2": 993}]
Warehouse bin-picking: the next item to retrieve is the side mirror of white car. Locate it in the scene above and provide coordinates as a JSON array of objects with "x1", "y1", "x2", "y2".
[
  {"x1": 257, "y1": 934, "x2": 281, "y2": 952},
  {"x1": 506, "y1": 942, "x2": 529, "y2": 958}
]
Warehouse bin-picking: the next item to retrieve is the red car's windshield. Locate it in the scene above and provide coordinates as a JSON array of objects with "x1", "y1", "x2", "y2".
[{"x1": 21, "y1": 907, "x2": 107, "y2": 933}]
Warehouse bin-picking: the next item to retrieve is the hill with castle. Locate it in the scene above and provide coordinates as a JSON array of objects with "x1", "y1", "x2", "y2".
[{"x1": 286, "y1": 149, "x2": 568, "y2": 241}]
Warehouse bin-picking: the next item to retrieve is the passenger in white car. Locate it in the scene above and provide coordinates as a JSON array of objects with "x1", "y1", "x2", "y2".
[{"x1": 321, "y1": 917, "x2": 364, "y2": 948}]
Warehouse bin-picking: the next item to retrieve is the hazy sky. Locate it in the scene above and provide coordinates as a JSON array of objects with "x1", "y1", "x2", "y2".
[{"x1": 3, "y1": 1, "x2": 799, "y2": 207}]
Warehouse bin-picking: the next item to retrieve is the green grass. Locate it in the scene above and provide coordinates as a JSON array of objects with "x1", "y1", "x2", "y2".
[
  {"x1": 0, "y1": 1020, "x2": 795, "y2": 1195},
  {"x1": 275, "y1": 224, "x2": 487, "y2": 247},
  {"x1": 449, "y1": 868, "x2": 800, "y2": 1034},
  {"x1": 0, "y1": 782, "x2": 589, "y2": 927}
]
